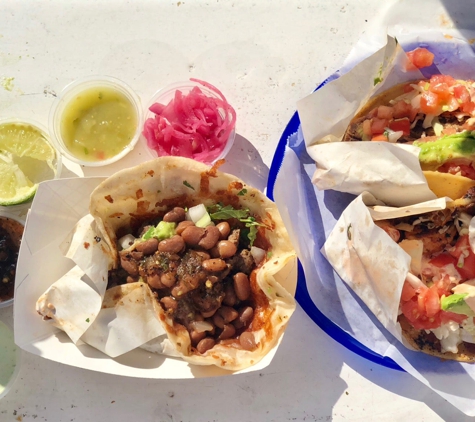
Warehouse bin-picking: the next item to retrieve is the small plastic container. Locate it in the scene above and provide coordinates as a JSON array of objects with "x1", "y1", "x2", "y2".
[
  {"x1": 0, "y1": 211, "x2": 25, "y2": 309},
  {"x1": 0, "y1": 118, "x2": 62, "y2": 212},
  {"x1": 0, "y1": 321, "x2": 21, "y2": 400},
  {"x1": 49, "y1": 76, "x2": 143, "y2": 167},
  {"x1": 142, "y1": 80, "x2": 236, "y2": 164}
]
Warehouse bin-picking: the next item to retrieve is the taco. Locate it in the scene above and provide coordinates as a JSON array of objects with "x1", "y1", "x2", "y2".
[
  {"x1": 342, "y1": 75, "x2": 475, "y2": 199},
  {"x1": 87, "y1": 157, "x2": 296, "y2": 370},
  {"x1": 376, "y1": 189, "x2": 475, "y2": 361}
]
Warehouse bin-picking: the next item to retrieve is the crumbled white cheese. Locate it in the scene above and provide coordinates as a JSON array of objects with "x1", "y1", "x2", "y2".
[{"x1": 429, "y1": 320, "x2": 462, "y2": 353}]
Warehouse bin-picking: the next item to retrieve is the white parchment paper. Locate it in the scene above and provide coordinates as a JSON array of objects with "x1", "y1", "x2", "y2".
[
  {"x1": 296, "y1": 31, "x2": 475, "y2": 207},
  {"x1": 275, "y1": 29, "x2": 475, "y2": 415}
]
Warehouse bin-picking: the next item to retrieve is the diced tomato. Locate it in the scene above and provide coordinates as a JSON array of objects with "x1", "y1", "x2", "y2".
[
  {"x1": 96, "y1": 151, "x2": 105, "y2": 160},
  {"x1": 406, "y1": 47, "x2": 435, "y2": 69},
  {"x1": 401, "y1": 298, "x2": 442, "y2": 330},
  {"x1": 420, "y1": 91, "x2": 442, "y2": 115},
  {"x1": 429, "y1": 252, "x2": 457, "y2": 268},
  {"x1": 370, "y1": 117, "x2": 389, "y2": 135},
  {"x1": 430, "y1": 82, "x2": 452, "y2": 102},
  {"x1": 449, "y1": 234, "x2": 475, "y2": 280},
  {"x1": 438, "y1": 162, "x2": 475, "y2": 180},
  {"x1": 371, "y1": 134, "x2": 388, "y2": 142},
  {"x1": 454, "y1": 85, "x2": 471, "y2": 104},
  {"x1": 424, "y1": 285, "x2": 441, "y2": 317},
  {"x1": 441, "y1": 311, "x2": 468, "y2": 325},
  {"x1": 377, "y1": 105, "x2": 394, "y2": 120},
  {"x1": 362, "y1": 119, "x2": 372, "y2": 136},
  {"x1": 430, "y1": 74, "x2": 456, "y2": 87},
  {"x1": 401, "y1": 281, "x2": 416, "y2": 302},
  {"x1": 388, "y1": 118, "x2": 411, "y2": 136},
  {"x1": 461, "y1": 101, "x2": 475, "y2": 115},
  {"x1": 392, "y1": 100, "x2": 415, "y2": 120}
]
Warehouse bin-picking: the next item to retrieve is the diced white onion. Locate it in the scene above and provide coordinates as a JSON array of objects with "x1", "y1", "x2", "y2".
[
  {"x1": 411, "y1": 93, "x2": 421, "y2": 109},
  {"x1": 387, "y1": 130, "x2": 403, "y2": 143},
  {"x1": 422, "y1": 113, "x2": 435, "y2": 129},
  {"x1": 251, "y1": 246, "x2": 266, "y2": 264},
  {"x1": 189, "y1": 320, "x2": 214, "y2": 333},
  {"x1": 405, "y1": 272, "x2": 427, "y2": 290},
  {"x1": 186, "y1": 204, "x2": 210, "y2": 227},
  {"x1": 118, "y1": 234, "x2": 136, "y2": 250}
]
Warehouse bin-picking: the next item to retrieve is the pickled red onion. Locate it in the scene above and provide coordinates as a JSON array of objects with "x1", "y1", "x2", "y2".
[{"x1": 143, "y1": 79, "x2": 236, "y2": 164}]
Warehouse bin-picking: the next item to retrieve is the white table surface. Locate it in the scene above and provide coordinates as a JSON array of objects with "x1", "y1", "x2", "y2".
[{"x1": 1, "y1": 0, "x2": 474, "y2": 420}]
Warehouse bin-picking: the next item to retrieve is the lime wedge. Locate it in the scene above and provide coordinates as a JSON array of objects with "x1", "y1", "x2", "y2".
[{"x1": 0, "y1": 122, "x2": 57, "y2": 206}]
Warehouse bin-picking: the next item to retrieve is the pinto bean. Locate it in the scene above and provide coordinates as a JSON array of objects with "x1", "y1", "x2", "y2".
[
  {"x1": 120, "y1": 255, "x2": 138, "y2": 276},
  {"x1": 190, "y1": 330, "x2": 206, "y2": 346},
  {"x1": 196, "y1": 337, "x2": 215, "y2": 354},
  {"x1": 160, "y1": 272, "x2": 176, "y2": 288},
  {"x1": 195, "y1": 251, "x2": 211, "y2": 260},
  {"x1": 218, "y1": 306, "x2": 239, "y2": 323},
  {"x1": 239, "y1": 306, "x2": 254, "y2": 326},
  {"x1": 239, "y1": 332, "x2": 256, "y2": 351},
  {"x1": 213, "y1": 313, "x2": 225, "y2": 329},
  {"x1": 159, "y1": 235, "x2": 185, "y2": 254},
  {"x1": 176, "y1": 220, "x2": 195, "y2": 235},
  {"x1": 147, "y1": 274, "x2": 165, "y2": 289},
  {"x1": 216, "y1": 221, "x2": 231, "y2": 239},
  {"x1": 217, "y1": 240, "x2": 237, "y2": 259},
  {"x1": 198, "y1": 226, "x2": 221, "y2": 250},
  {"x1": 160, "y1": 296, "x2": 177, "y2": 311},
  {"x1": 135, "y1": 238, "x2": 159, "y2": 255},
  {"x1": 218, "y1": 324, "x2": 236, "y2": 340},
  {"x1": 233, "y1": 272, "x2": 251, "y2": 301},
  {"x1": 202, "y1": 258, "x2": 227, "y2": 272},
  {"x1": 163, "y1": 207, "x2": 186, "y2": 223},
  {"x1": 223, "y1": 283, "x2": 237, "y2": 306},
  {"x1": 181, "y1": 226, "x2": 205, "y2": 247}
]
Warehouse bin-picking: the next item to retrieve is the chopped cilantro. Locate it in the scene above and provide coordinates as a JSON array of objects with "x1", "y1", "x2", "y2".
[
  {"x1": 237, "y1": 188, "x2": 247, "y2": 196},
  {"x1": 183, "y1": 180, "x2": 195, "y2": 190},
  {"x1": 209, "y1": 204, "x2": 250, "y2": 220},
  {"x1": 86, "y1": 318, "x2": 90, "y2": 323}
]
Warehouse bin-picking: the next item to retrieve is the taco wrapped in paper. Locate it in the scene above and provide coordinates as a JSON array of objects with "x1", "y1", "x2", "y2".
[
  {"x1": 66, "y1": 157, "x2": 296, "y2": 371},
  {"x1": 343, "y1": 74, "x2": 475, "y2": 199},
  {"x1": 324, "y1": 190, "x2": 475, "y2": 362}
]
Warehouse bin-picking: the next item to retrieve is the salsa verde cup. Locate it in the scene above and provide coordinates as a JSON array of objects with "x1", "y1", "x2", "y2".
[{"x1": 49, "y1": 76, "x2": 143, "y2": 167}]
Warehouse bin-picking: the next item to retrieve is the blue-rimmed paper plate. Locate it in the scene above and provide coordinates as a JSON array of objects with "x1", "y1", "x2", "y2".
[{"x1": 267, "y1": 77, "x2": 402, "y2": 371}]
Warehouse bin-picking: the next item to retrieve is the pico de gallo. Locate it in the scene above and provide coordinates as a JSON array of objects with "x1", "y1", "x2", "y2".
[{"x1": 376, "y1": 194, "x2": 475, "y2": 354}]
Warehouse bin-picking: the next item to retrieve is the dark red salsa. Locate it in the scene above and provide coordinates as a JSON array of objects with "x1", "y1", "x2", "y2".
[{"x1": 0, "y1": 217, "x2": 24, "y2": 302}]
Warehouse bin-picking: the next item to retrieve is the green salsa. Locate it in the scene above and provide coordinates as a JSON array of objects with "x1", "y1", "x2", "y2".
[{"x1": 60, "y1": 86, "x2": 137, "y2": 162}]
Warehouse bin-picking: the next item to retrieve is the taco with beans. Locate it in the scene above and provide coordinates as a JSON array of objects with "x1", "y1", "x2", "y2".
[
  {"x1": 88, "y1": 157, "x2": 297, "y2": 371},
  {"x1": 342, "y1": 75, "x2": 475, "y2": 199},
  {"x1": 375, "y1": 189, "x2": 475, "y2": 361}
]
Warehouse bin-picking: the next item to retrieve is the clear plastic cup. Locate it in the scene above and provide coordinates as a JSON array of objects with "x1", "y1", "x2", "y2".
[
  {"x1": 0, "y1": 321, "x2": 21, "y2": 400},
  {"x1": 49, "y1": 76, "x2": 143, "y2": 167},
  {"x1": 142, "y1": 80, "x2": 236, "y2": 164},
  {"x1": 0, "y1": 118, "x2": 62, "y2": 213},
  {"x1": 0, "y1": 211, "x2": 25, "y2": 309}
]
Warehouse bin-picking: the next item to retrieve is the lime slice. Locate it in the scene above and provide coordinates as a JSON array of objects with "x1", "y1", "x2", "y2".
[{"x1": 0, "y1": 122, "x2": 57, "y2": 206}]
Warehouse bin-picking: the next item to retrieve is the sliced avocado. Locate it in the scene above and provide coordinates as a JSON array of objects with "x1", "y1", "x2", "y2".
[
  {"x1": 142, "y1": 221, "x2": 176, "y2": 240},
  {"x1": 414, "y1": 131, "x2": 475, "y2": 170},
  {"x1": 440, "y1": 293, "x2": 475, "y2": 316}
]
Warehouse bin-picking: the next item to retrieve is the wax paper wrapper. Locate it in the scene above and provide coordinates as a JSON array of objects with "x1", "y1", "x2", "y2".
[
  {"x1": 321, "y1": 193, "x2": 454, "y2": 346},
  {"x1": 296, "y1": 31, "x2": 475, "y2": 207},
  {"x1": 274, "y1": 29, "x2": 475, "y2": 415},
  {"x1": 36, "y1": 214, "x2": 169, "y2": 358}
]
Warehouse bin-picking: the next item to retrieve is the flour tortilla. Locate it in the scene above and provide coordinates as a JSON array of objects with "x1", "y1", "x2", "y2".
[
  {"x1": 343, "y1": 81, "x2": 475, "y2": 200},
  {"x1": 88, "y1": 157, "x2": 297, "y2": 371}
]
